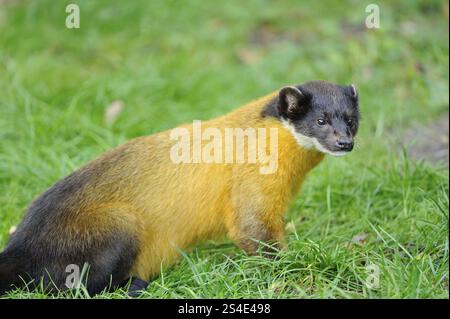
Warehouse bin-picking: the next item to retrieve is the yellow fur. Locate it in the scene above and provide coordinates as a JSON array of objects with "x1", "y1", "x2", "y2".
[{"x1": 79, "y1": 92, "x2": 324, "y2": 280}]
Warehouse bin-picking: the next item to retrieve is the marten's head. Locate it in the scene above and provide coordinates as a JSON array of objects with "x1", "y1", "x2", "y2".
[{"x1": 264, "y1": 80, "x2": 360, "y2": 156}]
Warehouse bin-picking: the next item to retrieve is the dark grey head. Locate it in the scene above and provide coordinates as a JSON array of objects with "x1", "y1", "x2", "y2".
[{"x1": 263, "y1": 80, "x2": 360, "y2": 156}]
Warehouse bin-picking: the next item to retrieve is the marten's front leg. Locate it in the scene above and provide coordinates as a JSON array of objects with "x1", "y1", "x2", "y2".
[
  {"x1": 226, "y1": 210, "x2": 286, "y2": 256},
  {"x1": 227, "y1": 173, "x2": 289, "y2": 256},
  {"x1": 237, "y1": 228, "x2": 286, "y2": 257}
]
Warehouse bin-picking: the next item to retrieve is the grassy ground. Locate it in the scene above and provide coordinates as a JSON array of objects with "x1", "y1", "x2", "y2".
[{"x1": 0, "y1": 0, "x2": 448, "y2": 298}]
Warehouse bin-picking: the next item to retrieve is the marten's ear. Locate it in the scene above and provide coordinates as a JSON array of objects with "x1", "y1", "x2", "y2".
[
  {"x1": 347, "y1": 84, "x2": 358, "y2": 101},
  {"x1": 278, "y1": 86, "x2": 309, "y2": 119}
]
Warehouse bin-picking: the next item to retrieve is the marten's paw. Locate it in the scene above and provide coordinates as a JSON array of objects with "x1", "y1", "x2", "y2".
[{"x1": 128, "y1": 277, "x2": 148, "y2": 298}]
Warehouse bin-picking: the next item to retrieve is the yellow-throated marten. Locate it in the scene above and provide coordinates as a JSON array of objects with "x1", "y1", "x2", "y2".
[{"x1": 0, "y1": 80, "x2": 360, "y2": 296}]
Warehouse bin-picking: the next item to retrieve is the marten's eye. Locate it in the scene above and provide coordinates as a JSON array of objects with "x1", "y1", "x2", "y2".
[
  {"x1": 317, "y1": 118, "x2": 326, "y2": 126},
  {"x1": 346, "y1": 118, "x2": 354, "y2": 126}
]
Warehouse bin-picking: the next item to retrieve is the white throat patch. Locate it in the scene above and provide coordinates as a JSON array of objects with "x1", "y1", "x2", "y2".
[{"x1": 281, "y1": 119, "x2": 348, "y2": 157}]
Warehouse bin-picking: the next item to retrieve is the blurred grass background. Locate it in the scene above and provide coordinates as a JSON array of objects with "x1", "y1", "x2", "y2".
[{"x1": 0, "y1": 0, "x2": 448, "y2": 298}]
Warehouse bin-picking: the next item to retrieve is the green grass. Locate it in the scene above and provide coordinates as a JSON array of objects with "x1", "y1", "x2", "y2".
[{"x1": 0, "y1": 0, "x2": 448, "y2": 298}]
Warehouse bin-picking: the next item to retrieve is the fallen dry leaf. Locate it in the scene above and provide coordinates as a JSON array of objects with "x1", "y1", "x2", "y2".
[
  {"x1": 285, "y1": 221, "x2": 296, "y2": 233},
  {"x1": 269, "y1": 281, "x2": 285, "y2": 293},
  {"x1": 351, "y1": 233, "x2": 368, "y2": 246},
  {"x1": 104, "y1": 100, "x2": 124, "y2": 125}
]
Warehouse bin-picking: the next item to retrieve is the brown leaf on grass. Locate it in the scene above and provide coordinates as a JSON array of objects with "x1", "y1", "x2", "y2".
[
  {"x1": 104, "y1": 100, "x2": 124, "y2": 125},
  {"x1": 285, "y1": 221, "x2": 296, "y2": 234},
  {"x1": 269, "y1": 281, "x2": 285, "y2": 293},
  {"x1": 351, "y1": 233, "x2": 368, "y2": 246}
]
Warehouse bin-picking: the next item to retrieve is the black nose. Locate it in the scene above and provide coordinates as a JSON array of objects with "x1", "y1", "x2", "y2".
[{"x1": 335, "y1": 138, "x2": 354, "y2": 151}]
